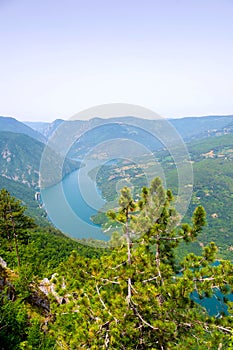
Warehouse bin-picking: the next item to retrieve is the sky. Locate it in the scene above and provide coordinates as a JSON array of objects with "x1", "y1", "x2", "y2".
[{"x1": 0, "y1": 0, "x2": 233, "y2": 122}]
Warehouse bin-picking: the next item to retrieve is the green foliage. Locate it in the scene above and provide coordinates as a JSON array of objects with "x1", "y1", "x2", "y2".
[
  {"x1": 0, "y1": 296, "x2": 28, "y2": 349},
  {"x1": 0, "y1": 189, "x2": 105, "y2": 349},
  {"x1": 0, "y1": 176, "x2": 48, "y2": 226},
  {"x1": 0, "y1": 189, "x2": 35, "y2": 267},
  {"x1": 0, "y1": 189, "x2": 35, "y2": 239},
  {"x1": 44, "y1": 179, "x2": 233, "y2": 349},
  {"x1": 0, "y1": 225, "x2": 105, "y2": 276},
  {"x1": 0, "y1": 270, "x2": 55, "y2": 350},
  {"x1": 0, "y1": 181, "x2": 232, "y2": 349}
]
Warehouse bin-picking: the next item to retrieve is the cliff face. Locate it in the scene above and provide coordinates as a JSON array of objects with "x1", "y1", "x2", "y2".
[
  {"x1": 0, "y1": 256, "x2": 7, "y2": 268},
  {"x1": 0, "y1": 257, "x2": 50, "y2": 314},
  {"x1": 0, "y1": 131, "x2": 43, "y2": 188},
  {"x1": 0, "y1": 258, "x2": 15, "y2": 300},
  {"x1": 0, "y1": 131, "x2": 81, "y2": 190},
  {"x1": 39, "y1": 274, "x2": 69, "y2": 305}
]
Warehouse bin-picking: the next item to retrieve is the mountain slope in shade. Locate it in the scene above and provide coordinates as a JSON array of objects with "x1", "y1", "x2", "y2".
[
  {"x1": 0, "y1": 116, "x2": 46, "y2": 143},
  {"x1": 0, "y1": 131, "x2": 80, "y2": 189},
  {"x1": 0, "y1": 176, "x2": 48, "y2": 226},
  {"x1": 0, "y1": 131, "x2": 44, "y2": 188}
]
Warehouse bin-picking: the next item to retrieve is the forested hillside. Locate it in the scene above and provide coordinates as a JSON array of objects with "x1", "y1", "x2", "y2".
[
  {"x1": 91, "y1": 133, "x2": 233, "y2": 259},
  {"x1": 0, "y1": 181, "x2": 233, "y2": 349},
  {"x1": 0, "y1": 176, "x2": 47, "y2": 226},
  {"x1": 0, "y1": 116, "x2": 46, "y2": 143},
  {"x1": 2, "y1": 116, "x2": 233, "y2": 258},
  {"x1": 0, "y1": 131, "x2": 80, "y2": 189},
  {"x1": 0, "y1": 131, "x2": 45, "y2": 187},
  {"x1": 1, "y1": 115, "x2": 233, "y2": 348}
]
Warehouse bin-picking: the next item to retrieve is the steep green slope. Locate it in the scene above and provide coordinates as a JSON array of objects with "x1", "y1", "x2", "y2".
[
  {"x1": 0, "y1": 131, "x2": 44, "y2": 187},
  {"x1": 0, "y1": 176, "x2": 47, "y2": 226},
  {"x1": 0, "y1": 131, "x2": 80, "y2": 189},
  {"x1": 0, "y1": 131, "x2": 82, "y2": 226},
  {"x1": 1, "y1": 184, "x2": 232, "y2": 349},
  {"x1": 0, "y1": 225, "x2": 104, "y2": 276}
]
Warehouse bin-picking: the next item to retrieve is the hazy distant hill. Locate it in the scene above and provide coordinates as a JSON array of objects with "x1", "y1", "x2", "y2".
[
  {"x1": 91, "y1": 132, "x2": 233, "y2": 259},
  {"x1": 23, "y1": 121, "x2": 50, "y2": 134},
  {"x1": 170, "y1": 115, "x2": 233, "y2": 141},
  {"x1": 63, "y1": 115, "x2": 233, "y2": 159},
  {"x1": 24, "y1": 119, "x2": 64, "y2": 139},
  {"x1": 25, "y1": 115, "x2": 233, "y2": 159},
  {"x1": 0, "y1": 116, "x2": 46, "y2": 143}
]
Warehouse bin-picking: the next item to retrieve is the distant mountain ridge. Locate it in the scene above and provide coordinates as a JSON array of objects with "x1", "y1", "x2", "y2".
[
  {"x1": 0, "y1": 116, "x2": 46, "y2": 143},
  {"x1": 1, "y1": 114, "x2": 233, "y2": 175},
  {"x1": 25, "y1": 114, "x2": 233, "y2": 144},
  {"x1": 24, "y1": 119, "x2": 64, "y2": 139},
  {"x1": 1, "y1": 114, "x2": 233, "y2": 185},
  {"x1": 170, "y1": 115, "x2": 233, "y2": 141},
  {"x1": 1, "y1": 113, "x2": 233, "y2": 252}
]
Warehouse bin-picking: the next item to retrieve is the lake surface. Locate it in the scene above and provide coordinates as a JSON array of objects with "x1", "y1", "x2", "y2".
[
  {"x1": 41, "y1": 160, "x2": 108, "y2": 241},
  {"x1": 191, "y1": 261, "x2": 233, "y2": 316},
  {"x1": 192, "y1": 288, "x2": 233, "y2": 317}
]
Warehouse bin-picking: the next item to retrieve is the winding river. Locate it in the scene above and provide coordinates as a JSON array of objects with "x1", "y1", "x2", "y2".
[{"x1": 41, "y1": 160, "x2": 108, "y2": 241}]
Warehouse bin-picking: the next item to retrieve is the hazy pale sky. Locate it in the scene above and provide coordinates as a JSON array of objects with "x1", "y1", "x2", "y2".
[{"x1": 0, "y1": 0, "x2": 233, "y2": 121}]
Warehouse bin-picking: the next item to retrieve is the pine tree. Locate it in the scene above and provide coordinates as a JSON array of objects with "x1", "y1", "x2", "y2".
[
  {"x1": 46, "y1": 178, "x2": 233, "y2": 349},
  {"x1": 0, "y1": 189, "x2": 35, "y2": 267}
]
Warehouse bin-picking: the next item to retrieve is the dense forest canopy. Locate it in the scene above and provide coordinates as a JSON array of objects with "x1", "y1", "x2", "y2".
[{"x1": 0, "y1": 181, "x2": 233, "y2": 349}]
